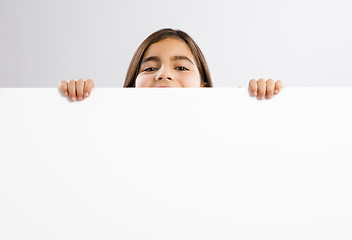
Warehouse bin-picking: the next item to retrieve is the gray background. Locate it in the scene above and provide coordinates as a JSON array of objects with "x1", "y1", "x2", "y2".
[{"x1": 0, "y1": 0, "x2": 351, "y2": 87}]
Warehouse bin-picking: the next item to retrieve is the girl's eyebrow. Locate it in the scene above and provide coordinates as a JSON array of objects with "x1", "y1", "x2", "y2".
[{"x1": 141, "y1": 56, "x2": 195, "y2": 66}]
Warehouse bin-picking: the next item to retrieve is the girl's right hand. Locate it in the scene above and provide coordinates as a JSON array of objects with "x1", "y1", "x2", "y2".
[{"x1": 58, "y1": 78, "x2": 95, "y2": 102}]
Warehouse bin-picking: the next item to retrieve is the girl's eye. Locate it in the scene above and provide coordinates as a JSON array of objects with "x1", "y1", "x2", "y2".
[
  {"x1": 143, "y1": 67, "x2": 157, "y2": 72},
  {"x1": 176, "y1": 66, "x2": 189, "y2": 71}
]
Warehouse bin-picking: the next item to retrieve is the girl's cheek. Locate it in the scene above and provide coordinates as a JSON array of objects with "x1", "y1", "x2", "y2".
[
  {"x1": 136, "y1": 74, "x2": 154, "y2": 87},
  {"x1": 135, "y1": 75, "x2": 144, "y2": 87},
  {"x1": 178, "y1": 72, "x2": 201, "y2": 87}
]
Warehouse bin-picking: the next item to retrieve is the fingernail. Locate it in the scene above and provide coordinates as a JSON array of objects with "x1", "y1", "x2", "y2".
[
  {"x1": 268, "y1": 94, "x2": 273, "y2": 99},
  {"x1": 275, "y1": 89, "x2": 278, "y2": 93},
  {"x1": 85, "y1": 92, "x2": 89, "y2": 97},
  {"x1": 252, "y1": 91, "x2": 257, "y2": 96},
  {"x1": 65, "y1": 91, "x2": 68, "y2": 96},
  {"x1": 259, "y1": 96, "x2": 264, "y2": 100},
  {"x1": 71, "y1": 97, "x2": 75, "y2": 101},
  {"x1": 78, "y1": 97, "x2": 83, "y2": 101}
]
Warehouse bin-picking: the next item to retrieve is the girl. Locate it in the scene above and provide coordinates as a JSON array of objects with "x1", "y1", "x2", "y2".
[{"x1": 58, "y1": 28, "x2": 284, "y2": 101}]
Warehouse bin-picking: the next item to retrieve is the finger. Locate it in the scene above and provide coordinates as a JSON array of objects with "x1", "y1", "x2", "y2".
[
  {"x1": 59, "y1": 80, "x2": 68, "y2": 96},
  {"x1": 68, "y1": 79, "x2": 77, "y2": 101},
  {"x1": 76, "y1": 79, "x2": 85, "y2": 101},
  {"x1": 84, "y1": 78, "x2": 94, "y2": 98},
  {"x1": 257, "y1": 78, "x2": 266, "y2": 100},
  {"x1": 274, "y1": 80, "x2": 284, "y2": 94},
  {"x1": 266, "y1": 79, "x2": 275, "y2": 99},
  {"x1": 248, "y1": 79, "x2": 257, "y2": 96}
]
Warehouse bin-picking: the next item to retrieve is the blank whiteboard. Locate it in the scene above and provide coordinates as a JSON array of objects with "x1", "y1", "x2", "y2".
[{"x1": 0, "y1": 87, "x2": 351, "y2": 240}]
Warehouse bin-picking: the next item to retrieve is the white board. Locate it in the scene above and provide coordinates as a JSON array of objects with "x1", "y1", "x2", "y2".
[{"x1": 0, "y1": 87, "x2": 351, "y2": 239}]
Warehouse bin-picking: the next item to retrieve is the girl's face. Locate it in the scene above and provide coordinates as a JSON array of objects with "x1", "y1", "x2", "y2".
[{"x1": 135, "y1": 38, "x2": 202, "y2": 87}]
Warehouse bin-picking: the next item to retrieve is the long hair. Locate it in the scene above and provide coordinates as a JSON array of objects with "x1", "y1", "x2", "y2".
[{"x1": 123, "y1": 28, "x2": 213, "y2": 87}]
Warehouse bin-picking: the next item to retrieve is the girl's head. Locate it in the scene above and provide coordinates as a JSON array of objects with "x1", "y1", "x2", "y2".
[{"x1": 124, "y1": 28, "x2": 213, "y2": 88}]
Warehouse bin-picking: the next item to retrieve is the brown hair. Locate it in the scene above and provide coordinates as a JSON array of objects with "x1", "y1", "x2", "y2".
[{"x1": 123, "y1": 28, "x2": 213, "y2": 87}]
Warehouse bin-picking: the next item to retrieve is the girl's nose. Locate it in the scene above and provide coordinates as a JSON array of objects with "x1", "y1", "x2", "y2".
[
  {"x1": 158, "y1": 76, "x2": 172, "y2": 80},
  {"x1": 156, "y1": 68, "x2": 174, "y2": 81}
]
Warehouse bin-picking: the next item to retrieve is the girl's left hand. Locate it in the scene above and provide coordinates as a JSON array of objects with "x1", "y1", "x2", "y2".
[{"x1": 247, "y1": 78, "x2": 284, "y2": 100}]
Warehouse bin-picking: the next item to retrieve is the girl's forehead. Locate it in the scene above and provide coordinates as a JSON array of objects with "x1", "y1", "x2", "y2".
[{"x1": 144, "y1": 38, "x2": 193, "y2": 58}]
